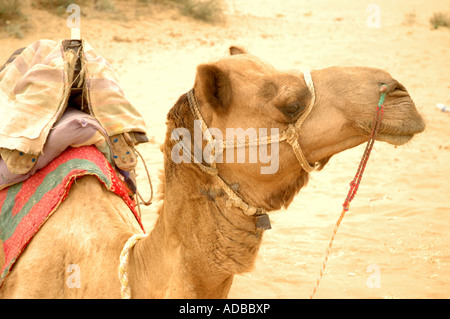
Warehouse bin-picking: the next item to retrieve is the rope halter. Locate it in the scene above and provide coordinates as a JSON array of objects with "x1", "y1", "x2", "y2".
[{"x1": 185, "y1": 71, "x2": 317, "y2": 230}]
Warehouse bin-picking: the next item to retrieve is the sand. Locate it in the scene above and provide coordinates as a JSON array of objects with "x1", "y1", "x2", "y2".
[{"x1": 1, "y1": 0, "x2": 449, "y2": 298}]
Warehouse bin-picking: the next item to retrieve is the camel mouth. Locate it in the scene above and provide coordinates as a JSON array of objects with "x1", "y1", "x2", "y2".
[
  {"x1": 355, "y1": 98, "x2": 426, "y2": 146},
  {"x1": 356, "y1": 116, "x2": 425, "y2": 146},
  {"x1": 375, "y1": 117, "x2": 425, "y2": 145},
  {"x1": 375, "y1": 119, "x2": 425, "y2": 145},
  {"x1": 375, "y1": 132, "x2": 414, "y2": 145}
]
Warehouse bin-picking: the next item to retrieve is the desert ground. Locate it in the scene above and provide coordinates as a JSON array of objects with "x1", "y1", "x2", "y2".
[{"x1": 1, "y1": 0, "x2": 449, "y2": 298}]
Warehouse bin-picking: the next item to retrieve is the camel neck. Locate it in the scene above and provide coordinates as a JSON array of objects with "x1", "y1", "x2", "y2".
[{"x1": 128, "y1": 164, "x2": 264, "y2": 298}]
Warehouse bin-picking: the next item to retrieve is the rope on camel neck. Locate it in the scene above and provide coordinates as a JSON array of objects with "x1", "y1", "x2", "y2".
[{"x1": 309, "y1": 84, "x2": 387, "y2": 299}]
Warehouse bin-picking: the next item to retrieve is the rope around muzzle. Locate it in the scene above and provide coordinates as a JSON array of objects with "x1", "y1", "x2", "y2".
[
  {"x1": 309, "y1": 84, "x2": 388, "y2": 299},
  {"x1": 285, "y1": 70, "x2": 316, "y2": 173}
]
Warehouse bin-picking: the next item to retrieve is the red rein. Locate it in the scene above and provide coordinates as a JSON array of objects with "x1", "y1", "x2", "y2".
[
  {"x1": 310, "y1": 84, "x2": 388, "y2": 299},
  {"x1": 343, "y1": 85, "x2": 387, "y2": 211}
]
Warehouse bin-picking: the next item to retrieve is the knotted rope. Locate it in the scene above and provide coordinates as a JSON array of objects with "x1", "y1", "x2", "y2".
[{"x1": 309, "y1": 84, "x2": 387, "y2": 299}]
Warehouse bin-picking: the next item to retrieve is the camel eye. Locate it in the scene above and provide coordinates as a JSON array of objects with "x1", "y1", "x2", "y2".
[{"x1": 282, "y1": 102, "x2": 305, "y2": 118}]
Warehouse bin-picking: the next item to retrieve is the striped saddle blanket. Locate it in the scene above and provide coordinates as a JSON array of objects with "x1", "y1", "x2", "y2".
[{"x1": 0, "y1": 145, "x2": 144, "y2": 287}]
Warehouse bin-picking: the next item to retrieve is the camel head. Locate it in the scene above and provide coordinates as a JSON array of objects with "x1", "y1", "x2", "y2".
[{"x1": 168, "y1": 46, "x2": 425, "y2": 214}]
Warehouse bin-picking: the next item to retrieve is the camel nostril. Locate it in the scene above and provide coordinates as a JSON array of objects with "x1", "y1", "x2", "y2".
[
  {"x1": 384, "y1": 81, "x2": 409, "y2": 98},
  {"x1": 379, "y1": 80, "x2": 407, "y2": 95},
  {"x1": 396, "y1": 83, "x2": 408, "y2": 92}
]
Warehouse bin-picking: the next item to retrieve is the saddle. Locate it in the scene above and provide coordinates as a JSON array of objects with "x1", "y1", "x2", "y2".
[{"x1": 0, "y1": 39, "x2": 148, "y2": 190}]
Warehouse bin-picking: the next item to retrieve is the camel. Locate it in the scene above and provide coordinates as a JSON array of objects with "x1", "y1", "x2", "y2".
[{"x1": 0, "y1": 47, "x2": 425, "y2": 298}]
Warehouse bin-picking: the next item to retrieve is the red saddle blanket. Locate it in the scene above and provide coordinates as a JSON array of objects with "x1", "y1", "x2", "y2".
[{"x1": 0, "y1": 145, "x2": 144, "y2": 287}]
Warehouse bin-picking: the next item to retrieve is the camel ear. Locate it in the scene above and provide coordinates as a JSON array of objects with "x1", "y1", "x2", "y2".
[
  {"x1": 195, "y1": 63, "x2": 232, "y2": 111},
  {"x1": 229, "y1": 46, "x2": 246, "y2": 55}
]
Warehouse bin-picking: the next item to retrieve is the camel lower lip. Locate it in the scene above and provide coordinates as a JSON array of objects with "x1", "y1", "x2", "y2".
[{"x1": 376, "y1": 133, "x2": 414, "y2": 145}]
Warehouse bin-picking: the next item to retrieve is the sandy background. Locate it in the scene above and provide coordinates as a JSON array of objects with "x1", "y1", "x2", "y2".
[{"x1": 1, "y1": 0, "x2": 449, "y2": 298}]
